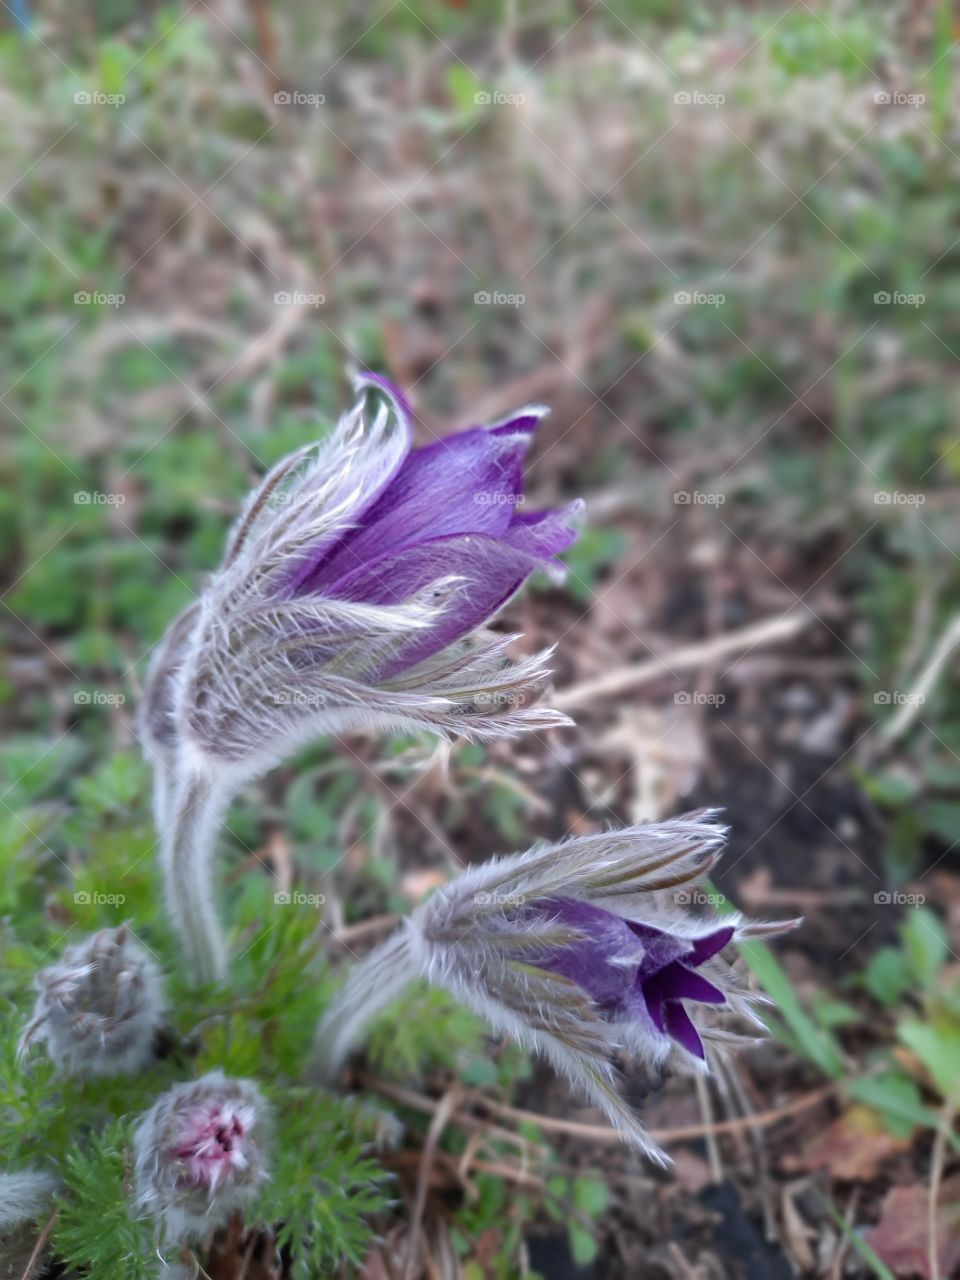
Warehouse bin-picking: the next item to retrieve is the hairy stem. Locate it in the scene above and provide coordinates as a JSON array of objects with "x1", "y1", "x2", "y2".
[
  {"x1": 310, "y1": 929, "x2": 419, "y2": 1083},
  {"x1": 161, "y1": 769, "x2": 230, "y2": 986}
]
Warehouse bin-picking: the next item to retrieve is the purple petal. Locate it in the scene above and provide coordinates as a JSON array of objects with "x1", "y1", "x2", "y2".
[
  {"x1": 663, "y1": 1002, "x2": 705, "y2": 1059},
  {"x1": 504, "y1": 500, "x2": 584, "y2": 560},
  {"x1": 687, "y1": 926, "x2": 735, "y2": 966},
  {"x1": 325, "y1": 532, "x2": 554, "y2": 677},
  {"x1": 299, "y1": 426, "x2": 538, "y2": 593},
  {"x1": 644, "y1": 962, "x2": 725, "y2": 1006},
  {"x1": 520, "y1": 897, "x2": 646, "y2": 1012}
]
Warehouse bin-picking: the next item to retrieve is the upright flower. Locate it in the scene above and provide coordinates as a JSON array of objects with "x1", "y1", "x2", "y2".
[
  {"x1": 133, "y1": 1071, "x2": 269, "y2": 1245},
  {"x1": 313, "y1": 811, "x2": 798, "y2": 1161},
  {"x1": 145, "y1": 372, "x2": 582, "y2": 982},
  {"x1": 19, "y1": 925, "x2": 164, "y2": 1077}
]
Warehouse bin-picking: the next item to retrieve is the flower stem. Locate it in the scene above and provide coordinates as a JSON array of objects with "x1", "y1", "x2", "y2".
[
  {"x1": 161, "y1": 769, "x2": 229, "y2": 985},
  {"x1": 310, "y1": 928, "x2": 418, "y2": 1083}
]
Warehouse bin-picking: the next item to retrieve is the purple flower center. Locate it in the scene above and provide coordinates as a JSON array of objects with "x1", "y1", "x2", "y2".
[{"x1": 525, "y1": 897, "x2": 733, "y2": 1059}]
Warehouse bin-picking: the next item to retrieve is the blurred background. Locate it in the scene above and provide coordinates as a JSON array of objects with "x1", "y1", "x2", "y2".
[{"x1": 3, "y1": 1, "x2": 960, "y2": 1276}]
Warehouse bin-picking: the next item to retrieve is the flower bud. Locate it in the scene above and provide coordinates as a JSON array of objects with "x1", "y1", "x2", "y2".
[
  {"x1": 133, "y1": 1072, "x2": 269, "y2": 1243},
  {"x1": 20, "y1": 925, "x2": 164, "y2": 1076}
]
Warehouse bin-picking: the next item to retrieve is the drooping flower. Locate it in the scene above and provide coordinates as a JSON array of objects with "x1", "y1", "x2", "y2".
[
  {"x1": 312, "y1": 811, "x2": 799, "y2": 1160},
  {"x1": 146, "y1": 373, "x2": 582, "y2": 982},
  {"x1": 19, "y1": 925, "x2": 164, "y2": 1077},
  {"x1": 133, "y1": 1071, "x2": 269, "y2": 1244}
]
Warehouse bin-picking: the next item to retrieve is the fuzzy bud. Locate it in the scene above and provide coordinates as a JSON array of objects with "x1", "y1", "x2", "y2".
[
  {"x1": 19, "y1": 925, "x2": 164, "y2": 1077},
  {"x1": 133, "y1": 1071, "x2": 269, "y2": 1243}
]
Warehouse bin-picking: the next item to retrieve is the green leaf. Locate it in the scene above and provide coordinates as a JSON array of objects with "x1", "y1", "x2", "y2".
[
  {"x1": 847, "y1": 1072, "x2": 960, "y2": 1151},
  {"x1": 900, "y1": 907, "x2": 949, "y2": 987},
  {"x1": 446, "y1": 65, "x2": 484, "y2": 115},
  {"x1": 573, "y1": 1174, "x2": 608, "y2": 1218},
  {"x1": 863, "y1": 947, "x2": 911, "y2": 1006},
  {"x1": 569, "y1": 1221, "x2": 599, "y2": 1267},
  {"x1": 898, "y1": 1018, "x2": 960, "y2": 1099}
]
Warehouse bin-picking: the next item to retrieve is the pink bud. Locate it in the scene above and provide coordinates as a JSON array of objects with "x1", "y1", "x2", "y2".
[{"x1": 134, "y1": 1072, "x2": 269, "y2": 1243}]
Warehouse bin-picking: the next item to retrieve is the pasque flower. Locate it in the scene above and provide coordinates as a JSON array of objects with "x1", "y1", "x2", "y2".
[
  {"x1": 313, "y1": 811, "x2": 798, "y2": 1160},
  {"x1": 19, "y1": 925, "x2": 164, "y2": 1077},
  {"x1": 143, "y1": 372, "x2": 582, "y2": 983},
  {"x1": 133, "y1": 1071, "x2": 269, "y2": 1244}
]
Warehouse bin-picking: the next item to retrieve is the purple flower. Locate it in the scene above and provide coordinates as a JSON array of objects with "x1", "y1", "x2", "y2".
[
  {"x1": 519, "y1": 897, "x2": 734, "y2": 1061},
  {"x1": 145, "y1": 373, "x2": 581, "y2": 983},
  {"x1": 313, "y1": 811, "x2": 799, "y2": 1160},
  {"x1": 280, "y1": 378, "x2": 581, "y2": 679}
]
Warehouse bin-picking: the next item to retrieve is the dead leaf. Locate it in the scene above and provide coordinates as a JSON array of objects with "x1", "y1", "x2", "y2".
[
  {"x1": 867, "y1": 1177, "x2": 960, "y2": 1280},
  {"x1": 783, "y1": 1105, "x2": 910, "y2": 1180}
]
